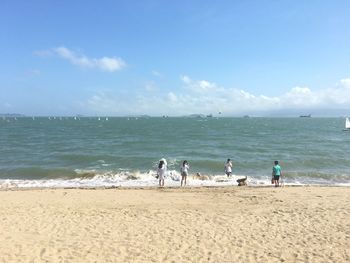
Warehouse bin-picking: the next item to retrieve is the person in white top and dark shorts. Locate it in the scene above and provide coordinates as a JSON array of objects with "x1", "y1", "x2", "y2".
[
  {"x1": 225, "y1": 158, "x2": 233, "y2": 177},
  {"x1": 180, "y1": 160, "x2": 190, "y2": 187},
  {"x1": 157, "y1": 159, "x2": 167, "y2": 187}
]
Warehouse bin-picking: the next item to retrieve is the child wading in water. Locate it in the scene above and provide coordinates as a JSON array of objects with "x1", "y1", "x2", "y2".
[
  {"x1": 157, "y1": 159, "x2": 167, "y2": 187},
  {"x1": 180, "y1": 160, "x2": 190, "y2": 187},
  {"x1": 224, "y1": 159, "x2": 233, "y2": 177},
  {"x1": 272, "y1": 161, "x2": 282, "y2": 187}
]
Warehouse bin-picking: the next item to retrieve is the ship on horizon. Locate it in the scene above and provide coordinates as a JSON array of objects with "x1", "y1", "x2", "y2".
[{"x1": 299, "y1": 114, "x2": 311, "y2": 118}]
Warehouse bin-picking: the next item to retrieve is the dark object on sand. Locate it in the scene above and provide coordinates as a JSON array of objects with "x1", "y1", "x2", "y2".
[{"x1": 237, "y1": 176, "x2": 247, "y2": 186}]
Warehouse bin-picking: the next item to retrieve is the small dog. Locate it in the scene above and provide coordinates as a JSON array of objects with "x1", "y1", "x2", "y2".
[
  {"x1": 236, "y1": 176, "x2": 247, "y2": 186},
  {"x1": 194, "y1": 172, "x2": 210, "y2": 180}
]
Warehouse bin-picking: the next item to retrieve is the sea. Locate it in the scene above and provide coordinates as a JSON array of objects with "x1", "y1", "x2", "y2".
[{"x1": 1, "y1": 117, "x2": 349, "y2": 188}]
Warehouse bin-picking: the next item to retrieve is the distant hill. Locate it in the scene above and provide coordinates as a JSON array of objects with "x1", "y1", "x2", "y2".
[
  {"x1": 0, "y1": 113, "x2": 26, "y2": 117},
  {"x1": 185, "y1": 114, "x2": 206, "y2": 118}
]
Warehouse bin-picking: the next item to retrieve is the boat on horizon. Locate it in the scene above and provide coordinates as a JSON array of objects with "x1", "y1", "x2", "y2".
[
  {"x1": 299, "y1": 114, "x2": 311, "y2": 118},
  {"x1": 343, "y1": 117, "x2": 350, "y2": 131}
]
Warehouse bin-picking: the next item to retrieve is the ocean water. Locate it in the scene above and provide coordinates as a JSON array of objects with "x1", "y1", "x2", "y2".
[{"x1": 0, "y1": 117, "x2": 349, "y2": 188}]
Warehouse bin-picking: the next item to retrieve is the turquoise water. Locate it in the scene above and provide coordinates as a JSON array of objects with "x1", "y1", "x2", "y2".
[{"x1": 0, "y1": 117, "x2": 349, "y2": 187}]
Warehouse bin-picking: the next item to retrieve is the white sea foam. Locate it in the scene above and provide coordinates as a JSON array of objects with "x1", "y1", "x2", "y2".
[{"x1": 1, "y1": 170, "x2": 348, "y2": 189}]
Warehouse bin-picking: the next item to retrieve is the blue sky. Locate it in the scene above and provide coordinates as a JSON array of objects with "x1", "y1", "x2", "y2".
[{"x1": 1, "y1": 0, "x2": 350, "y2": 116}]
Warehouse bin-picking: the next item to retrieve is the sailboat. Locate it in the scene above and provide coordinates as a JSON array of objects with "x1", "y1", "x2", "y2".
[{"x1": 344, "y1": 117, "x2": 350, "y2": 131}]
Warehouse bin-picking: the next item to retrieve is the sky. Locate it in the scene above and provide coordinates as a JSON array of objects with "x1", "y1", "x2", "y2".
[{"x1": 1, "y1": 0, "x2": 350, "y2": 116}]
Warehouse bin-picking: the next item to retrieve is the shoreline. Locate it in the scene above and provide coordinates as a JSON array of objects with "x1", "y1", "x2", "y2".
[
  {"x1": 0, "y1": 186, "x2": 349, "y2": 262},
  {"x1": 1, "y1": 183, "x2": 350, "y2": 192}
]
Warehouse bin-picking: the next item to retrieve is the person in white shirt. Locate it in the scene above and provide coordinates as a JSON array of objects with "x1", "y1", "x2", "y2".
[
  {"x1": 157, "y1": 159, "x2": 167, "y2": 187},
  {"x1": 180, "y1": 160, "x2": 190, "y2": 187},
  {"x1": 224, "y1": 158, "x2": 233, "y2": 177}
]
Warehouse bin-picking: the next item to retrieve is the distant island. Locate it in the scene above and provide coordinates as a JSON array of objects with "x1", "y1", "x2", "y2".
[
  {"x1": 299, "y1": 114, "x2": 311, "y2": 118},
  {"x1": 0, "y1": 113, "x2": 26, "y2": 117},
  {"x1": 185, "y1": 114, "x2": 215, "y2": 118}
]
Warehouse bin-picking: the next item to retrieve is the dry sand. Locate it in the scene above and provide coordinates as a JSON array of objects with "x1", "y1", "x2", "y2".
[{"x1": 0, "y1": 186, "x2": 349, "y2": 262}]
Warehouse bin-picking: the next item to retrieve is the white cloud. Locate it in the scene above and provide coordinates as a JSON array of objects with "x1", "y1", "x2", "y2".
[
  {"x1": 36, "y1": 46, "x2": 126, "y2": 72},
  {"x1": 144, "y1": 82, "x2": 157, "y2": 92},
  {"x1": 339, "y1": 78, "x2": 350, "y2": 86},
  {"x1": 54, "y1": 47, "x2": 126, "y2": 72},
  {"x1": 95, "y1": 56, "x2": 126, "y2": 72},
  {"x1": 167, "y1": 92, "x2": 178, "y2": 102},
  {"x1": 283, "y1": 86, "x2": 318, "y2": 106},
  {"x1": 86, "y1": 93, "x2": 121, "y2": 113},
  {"x1": 181, "y1": 75, "x2": 219, "y2": 93},
  {"x1": 152, "y1": 70, "x2": 162, "y2": 77},
  {"x1": 54, "y1": 47, "x2": 93, "y2": 68},
  {"x1": 278, "y1": 79, "x2": 350, "y2": 109},
  {"x1": 321, "y1": 78, "x2": 350, "y2": 105},
  {"x1": 180, "y1": 75, "x2": 191, "y2": 84},
  {"x1": 80, "y1": 75, "x2": 350, "y2": 116}
]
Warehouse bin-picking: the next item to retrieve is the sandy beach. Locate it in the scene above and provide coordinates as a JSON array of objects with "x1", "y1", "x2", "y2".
[{"x1": 0, "y1": 186, "x2": 349, "y2": 262}]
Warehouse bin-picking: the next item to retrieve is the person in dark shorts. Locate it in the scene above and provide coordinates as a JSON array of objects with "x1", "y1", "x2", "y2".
[
  {"x1": 180, "y1": 160, "x2": 190, "y2": 187},
  {"x1": 225, "y1": 159, "x2": 233, "y2": 177},
  {"x1": 272, "y1": 160, "x2": 282, "y2": 187}
]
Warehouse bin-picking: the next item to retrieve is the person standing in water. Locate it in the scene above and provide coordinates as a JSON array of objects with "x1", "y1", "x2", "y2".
[
  {"x1": 157, "y1": 159, "x2": 167, "y2": 187},
  {"x1": 272, "y1": 160, "x2": 282, "y2": 187},
  {"x1": 224, "y1": 159, "x2": 233, "y2": 177},
  {"x1": 180, "y1": 160, "x2": 190, "y2": 187}
]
